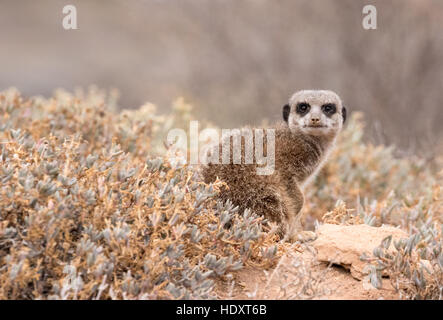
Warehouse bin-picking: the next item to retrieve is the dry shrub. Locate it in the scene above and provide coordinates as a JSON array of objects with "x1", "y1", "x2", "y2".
[
  {"x1": 322, "y1": 200, "x2": 363, "y2": 226},
  {"x1": 0, "y1": 88, "x2": 279, "y2": 299},
  {"x1": 361, "y1": 227, "x2": 442, "y2": 300}
]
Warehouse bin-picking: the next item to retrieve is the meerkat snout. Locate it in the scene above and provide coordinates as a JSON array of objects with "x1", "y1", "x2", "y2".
[{"x1": 309, "y1": 116, "x2": 321, "y2": 125}]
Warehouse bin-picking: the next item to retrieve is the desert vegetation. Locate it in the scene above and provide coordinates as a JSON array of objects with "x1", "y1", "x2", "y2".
[{"x1": 0, "y1": 88, "x2": 441, "y2": 299}]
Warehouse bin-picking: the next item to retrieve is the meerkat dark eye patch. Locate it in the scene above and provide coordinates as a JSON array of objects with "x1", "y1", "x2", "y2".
[
  {"x1": 296, "y1": 102, "x2": 310, "y2": 116},
  {"x1": 321, "y1": 103, "x2": 336, "y2": 116},
  {"x1": 342, "y1": 106, "x2": 347, "y2": 123},
  {"x1": 283, "y1": 104, "x2": 290, "y2": 123}
]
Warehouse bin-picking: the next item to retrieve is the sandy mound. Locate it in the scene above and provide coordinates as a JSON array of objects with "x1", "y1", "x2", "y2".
[
  {"x1": 313, "y1": 223, "x2": 408, "y2": 280},
  {"x1": 217, "y1": 223, "x2": 409, "y2": 300}
]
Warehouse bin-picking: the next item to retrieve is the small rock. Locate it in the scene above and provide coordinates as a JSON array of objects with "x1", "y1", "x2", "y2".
[{"x1": 312, "y1": 223, "x2": 408, "y2": 280}]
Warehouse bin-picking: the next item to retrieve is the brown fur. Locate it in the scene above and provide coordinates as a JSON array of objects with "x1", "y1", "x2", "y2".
[{"x1": 200, "y1": 90, "x2": 345, "y2": 242}]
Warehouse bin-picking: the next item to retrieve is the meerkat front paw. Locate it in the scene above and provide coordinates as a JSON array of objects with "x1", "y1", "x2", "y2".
[{"x1": 290, "y1": 231, "x2": 317, "y2": 243}]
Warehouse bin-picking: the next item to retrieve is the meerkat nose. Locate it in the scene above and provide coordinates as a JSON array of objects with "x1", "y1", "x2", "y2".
[{"x1": 310, "y1": 117, "x2": 320, "y2": 124}]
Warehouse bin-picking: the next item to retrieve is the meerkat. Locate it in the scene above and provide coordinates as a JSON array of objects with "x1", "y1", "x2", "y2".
[{"x1": 200, "y1": 90, "x2": 347, "y2": 242}]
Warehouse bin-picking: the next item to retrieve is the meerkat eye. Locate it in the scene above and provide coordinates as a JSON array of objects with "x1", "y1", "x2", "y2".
[
  {"x1": 321, "y1": 103, "x2": 336, "y2": 115},
  {"x1": 296, "y1": 102, "x2": 310, "y2": 116}
]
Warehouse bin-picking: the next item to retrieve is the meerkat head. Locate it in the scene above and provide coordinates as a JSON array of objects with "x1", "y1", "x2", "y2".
[{"x1": 282, "y1": 90, "x2": 346, "y2": 137}]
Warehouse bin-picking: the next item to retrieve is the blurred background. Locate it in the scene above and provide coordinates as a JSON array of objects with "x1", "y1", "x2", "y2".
[{"x1": 1, "y1": 0, "x2": 442, "y2": 157}]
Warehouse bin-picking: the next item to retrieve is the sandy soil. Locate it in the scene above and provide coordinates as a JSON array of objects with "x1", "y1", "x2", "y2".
[{"x1": 216, "y1": 247, "x2": 399, "y2": 300}]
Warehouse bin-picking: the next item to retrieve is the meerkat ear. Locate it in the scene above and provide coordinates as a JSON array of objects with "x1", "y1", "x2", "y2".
[
  {"x1": 283, "y1": 104, "x2": 290, "y2": 123},
  {"x1": 342, "y1": 106, "x2": 347, "y2": 124}
]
